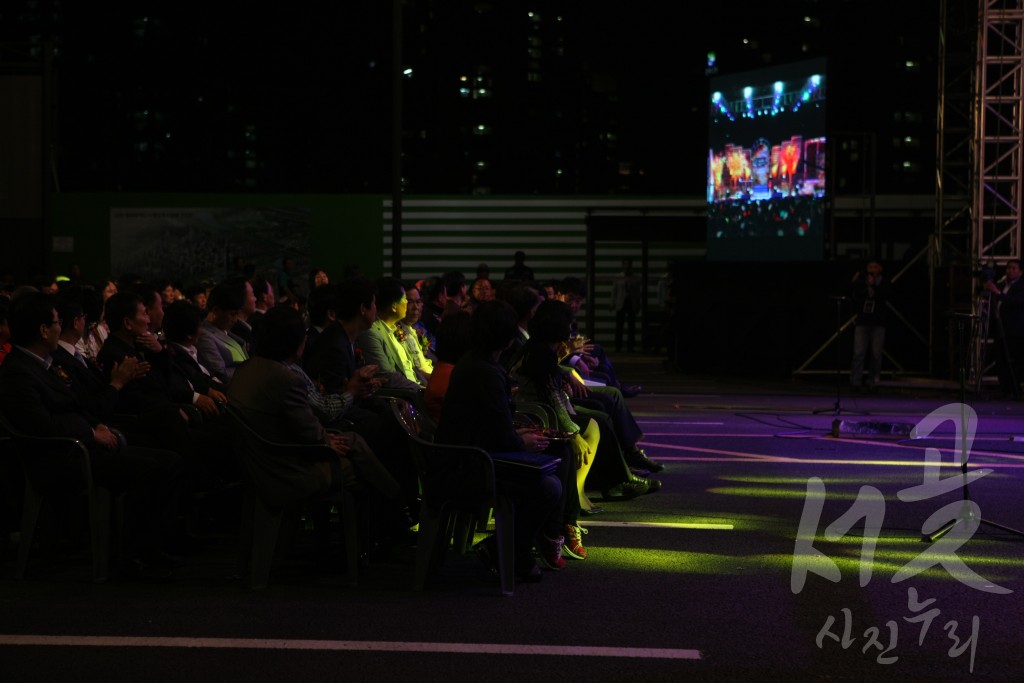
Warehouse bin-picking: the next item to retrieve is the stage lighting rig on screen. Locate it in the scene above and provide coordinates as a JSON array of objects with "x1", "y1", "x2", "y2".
[{"x1": 706, "y1": 57, "x2": 827, "y2": 262}]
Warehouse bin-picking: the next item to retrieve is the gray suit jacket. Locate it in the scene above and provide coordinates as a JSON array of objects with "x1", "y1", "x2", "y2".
[
  {"x1": 196, "y1": 320, "x2": 249, "y2": 384},
  {"x1": 356, "y1": 320, "x2": 423, "y2": 391},
  {"x1": 227, "y1": 356, "x2": 332, "y2": 508}
]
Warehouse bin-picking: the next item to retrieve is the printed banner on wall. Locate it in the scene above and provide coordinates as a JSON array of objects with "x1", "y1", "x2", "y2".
[{"x1": 109, "y1": 206, "x2": 312, "y2": 291}]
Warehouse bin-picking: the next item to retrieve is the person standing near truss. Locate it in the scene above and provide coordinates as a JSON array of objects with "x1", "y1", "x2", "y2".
[
  {"x1": 849, "y1": 260, "x2": 889, "y2": 392},
  {"x1": 984, "y1": 259, "x2": 1024, "y2": 400}
]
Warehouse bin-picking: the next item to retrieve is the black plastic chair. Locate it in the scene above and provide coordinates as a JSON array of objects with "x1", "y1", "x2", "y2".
[
  {"x1": 0, "y1": 413, "x2": 117, "y2": 583},
  {"x1": 513, "y1": 400, "x2": 553, "y2": 429},
  {"x1": 389, "y1": 397, "x2": 516, "y2": 596},
  {"x1": 223, "y1": 404, "x2": 359, "y2": 590}
]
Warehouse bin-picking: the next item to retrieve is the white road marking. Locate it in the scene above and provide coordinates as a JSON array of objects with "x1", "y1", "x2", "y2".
[
  {"x1": 636, "y1": 421, "x2": 725, "y2": 425},
  {"x1": 0, "y1": 635, "x2": 702, "y2": 659}
]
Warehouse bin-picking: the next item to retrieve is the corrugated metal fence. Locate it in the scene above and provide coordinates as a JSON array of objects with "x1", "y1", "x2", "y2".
[{"x1": 382, "y1": 197, "x2": 705, "y2": 343}]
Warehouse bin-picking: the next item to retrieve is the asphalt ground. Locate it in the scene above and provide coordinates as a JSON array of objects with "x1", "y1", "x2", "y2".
[{"x1": 2, "y1": 356, "x2": 1023, "y2": 682}]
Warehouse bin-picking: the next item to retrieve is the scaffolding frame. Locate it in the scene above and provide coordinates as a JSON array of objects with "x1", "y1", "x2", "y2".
[
  {"x1": 974, "y1": 0, "x2": 1024, "y2": 264},
  {"x1": 964, "y1": 1, "x2": 1024, "y2": 389}
]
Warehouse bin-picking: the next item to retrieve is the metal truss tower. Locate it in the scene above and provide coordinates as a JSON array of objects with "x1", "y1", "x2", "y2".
[
  {"x1": 939, "y1": 1, "x2": 1024, "y2": 389},
  {"x1": 974, "y1": 0, "x2": 1024, "y2": 265}
]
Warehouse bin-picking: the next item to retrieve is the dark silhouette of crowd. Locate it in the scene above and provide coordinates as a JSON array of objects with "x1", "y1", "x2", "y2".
[{"x1": 0, "y1": 254, "x2": 664, "y2": 586}]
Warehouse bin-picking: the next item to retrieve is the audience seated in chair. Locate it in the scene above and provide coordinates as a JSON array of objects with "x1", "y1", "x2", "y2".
[
  {"x1": 0, "y1": 290, "x2": 181, "y2": 577},
  {"x1": 96, "y1": 290, "x2": 197, "y2": 427},
  {"x1": 419, "y1": 276, "x2": 447, "y2": 337},
  {"x1": 357, "y1": 277, "x2": 424, "y2": 393},
  {"x1": 497, "y1": 283, "x2": 542, "y2": 370},
  {"x1": 302, "y1": 278, "x2": 423, "y2": 514},
  {"x1": 53, "y1": 291, "x2": 144, "y2": 422},
  {"x1": 248, "y1": 276, "x2": 275, "y2": 329},
  {"x1": 227, "y1": 306, "x2": 407, "y2": 544},
  {"x1": 553, "y1": 276, "x2": 642, "y2": 398},
  {"x1": 74, "y1": 279, "x2": 116, "y2": 366},
  {"x1": 509, "y1": 298, "x2": 598, "y2": 559},
  {"x1": 96, "y1": 291, "x2": 227, "y2": 512},
  {"x1": 226, "y1": 276, "x2": 258, "y2": 354},
  {"x1": 422, "y1": 310, "x2": 473, "y2": 426},
  {"x1": 276, "y1": 323, "x2": 380, "y2": 433},
  {"x1": 433, "y1": 300, "x2": 565, "y2": 581},
  {"x1": 440, "y1": 270, "x2": 470, "y2": 319},
  {"x1": 396, "y1": 283, "x2": 435, "y2": 384},
  {"x1": 303, "y1": 278, "x2": 376, "y2": 397},
  {"x1": 163, "y1": 300, "x2": 229, "y2": 419},
  {"x1": 499, "y1": 283, "x2": 661, "y2": 501},
  {"x1": 195, "y1": 279, "x2": 251, "y2": 384},
  {"x1": 162, "y1": 299, "x2": 240, "y2": 489}
]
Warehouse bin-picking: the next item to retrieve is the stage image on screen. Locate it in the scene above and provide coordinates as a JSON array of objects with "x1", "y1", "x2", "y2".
[{"x1": 706, "y1": 57, "x2": 827, "y2": 262}]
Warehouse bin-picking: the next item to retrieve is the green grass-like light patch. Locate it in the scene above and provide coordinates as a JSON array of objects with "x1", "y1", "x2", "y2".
[
  {"x1": 708, "y1": 486, "x2": 889, "y2": 501},
  {"x1": 716, "y1": 474, "x2": 927, "y2": 485},
  {"x1": 590, "y1": 547, "x2": 738, "y2": 573}
]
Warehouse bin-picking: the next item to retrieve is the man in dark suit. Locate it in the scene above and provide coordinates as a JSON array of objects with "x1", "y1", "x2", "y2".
[
  {"x1": 163, "y1": 300, "x2": 228, "y2": 417},
  {"x1": 228, "y1": 306, "x2": 401, "y2": 507},
  {"x1": 303, "y1": 276, "x2": 382, "y2": 406},
  {"x1": 985, "y1": 259, "x2": 1024, "y2": 399},
  {"x1": 498, "y1": 283, "x2": 541, "y2": 370},
  {"x1": 96, "y1": 290, "x2": 207, "y2": 469},
  {"x1": 0, "y1": 290, "x2": 181, "y2": 574},
  {"x1": 53, "y1": 293, "x2": 144, "y2": 421},
  {"x1": 302, "y1": 276, "x2": 416, "y2": 500},
  {"x1": 302, "y1": 282, "x2": 340, "y2": 378},
  {"x1": 97, "y1": 290, "x2": 195, "y2": 416},
  {"x1": 248, "y1": 275, "x2": 274, "y2": 329},
  {"x1": 849, "y1": 260, "x2": 890, "y2": 392}
]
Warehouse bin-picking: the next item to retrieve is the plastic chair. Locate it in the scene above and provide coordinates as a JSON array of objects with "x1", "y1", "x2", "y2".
[
  {"x1": 0, "y1": 413, "x2": 117, "y2": 583},
  {"x1": 223, "y1": 404, "x2": 359, "y2": 590},
  {"x1": 389, "y1": 397, "x2": 516, "y2": 596},
  {"x1": 513, "y1": 400, "x2": 553, "y2": 429}
]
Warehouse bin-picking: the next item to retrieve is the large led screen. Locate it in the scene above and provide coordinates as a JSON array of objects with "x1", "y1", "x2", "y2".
[{"x1": 707, "y1": 57, "x2": 827, "y2": 261}]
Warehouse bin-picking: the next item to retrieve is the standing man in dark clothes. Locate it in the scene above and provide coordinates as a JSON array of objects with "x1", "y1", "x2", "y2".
[
  {"x1": 984, "y1": 259, "x2": 1024, "y2": 399},
  {"x1": 849, "y1": 260, "x2": 890, "y2": 392}
]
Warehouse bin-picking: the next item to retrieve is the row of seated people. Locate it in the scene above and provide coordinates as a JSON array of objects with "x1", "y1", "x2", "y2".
[
  {"x1": 1, "y1": 268, "x2": 663, "y2": 584},
  {"x1": 301, "y1": 274, "x2": 664, "y2": 575},
  {"x1": 0, "y1": 282, "x2": 414, "y2": 579},
  {"x1": 413, "y1": 271, "x2": 642, "y2": 397}
]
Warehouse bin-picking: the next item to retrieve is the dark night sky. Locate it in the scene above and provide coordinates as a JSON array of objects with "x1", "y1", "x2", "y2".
[{"x1": 4, "y1": 1, "x2": 940, "y2": 194}]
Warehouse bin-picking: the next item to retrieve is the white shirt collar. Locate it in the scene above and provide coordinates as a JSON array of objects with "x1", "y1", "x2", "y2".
[{"x1": 57, "y1": 340, "x2": 80, "y2": 357}]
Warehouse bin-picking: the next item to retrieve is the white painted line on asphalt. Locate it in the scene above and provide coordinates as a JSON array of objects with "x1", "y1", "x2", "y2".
[
  {"x1": 636, "y1": 421, "x2": 725, "y2": 425},
  {"x1": 0, "y1": 635, "x2": 703, "y2": 660},
  {"x1": 640, "y1": 432, "x2": 774, "y2": 436},
  {"x1": 583, "y1": 521, "x2": 734, "y2": 530}
]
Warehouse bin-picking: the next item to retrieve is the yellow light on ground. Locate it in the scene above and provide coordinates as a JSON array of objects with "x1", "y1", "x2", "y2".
[
  {"x1": 584, "y1": 520, "x2": 734, "y2": 530},
  {"x1": 708, "y1": 486, "x2": 888, "y2": 501},
  {"x1": 717, "y1": 474, "x2": 927, "y2": 485},
  {"x1": 595, "y1": 548, "x2": 737, "y2": 573},
  {"x1": 587, "y1": 545, "x2": 1017, "y2": 580},
  {"x1": 781, "y1": 552, "x2": 1017, "y2": 585},
  {"x1": 812, "y1": 537, "x2": 1020, "y2": 568}
]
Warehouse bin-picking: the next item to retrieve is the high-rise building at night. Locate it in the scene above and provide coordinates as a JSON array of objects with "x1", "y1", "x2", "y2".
[{"x1": 1, "y1": 1, "x2": 947, "y2": 197}]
